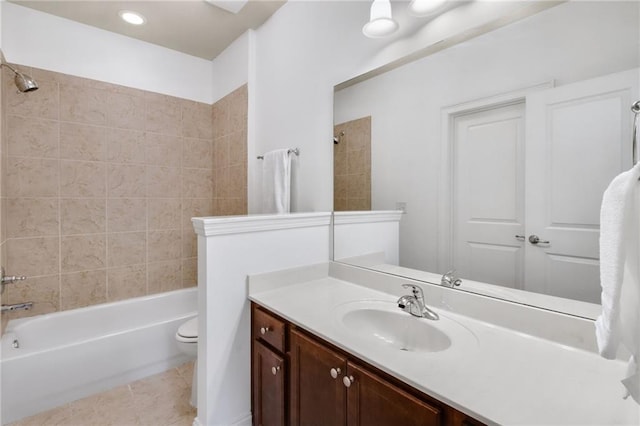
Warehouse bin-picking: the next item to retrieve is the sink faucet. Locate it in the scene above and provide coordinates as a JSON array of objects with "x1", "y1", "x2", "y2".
[
  {"x1": 441, "y1": 270, "x2": 462, "y2": 288},
  {"x1": 397, "y1": 284, "x2": 439, "y2": 321}
]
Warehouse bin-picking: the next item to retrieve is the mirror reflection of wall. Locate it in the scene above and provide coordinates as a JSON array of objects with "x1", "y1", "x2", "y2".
[
  {"x1": 333, "y1": 116, "x2": 372, "y2": 211},
  {"x1": 333, "y1": 1, "x2": 640, "y2": 314}
]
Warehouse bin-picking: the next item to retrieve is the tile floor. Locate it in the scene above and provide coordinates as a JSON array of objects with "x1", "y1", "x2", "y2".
[{"x1": 9, "y1": 362, "x2": 196, "y2": 426}]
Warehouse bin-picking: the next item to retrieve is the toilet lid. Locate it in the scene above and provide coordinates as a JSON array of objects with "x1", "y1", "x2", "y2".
[{"x1": 177, "y1": 317, "x2": 198, "y2": 339}]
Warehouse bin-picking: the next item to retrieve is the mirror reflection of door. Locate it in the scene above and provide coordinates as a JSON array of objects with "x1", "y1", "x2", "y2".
[
  {"x1": 334, "y1": 116, "x2": 372, "y2": 211},
  {"x1": 452, "y1": 69, "x2": 639, "y2": 303}
]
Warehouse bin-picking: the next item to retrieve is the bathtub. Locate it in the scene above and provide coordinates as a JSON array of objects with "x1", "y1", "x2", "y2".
[{"x1": 1, "y1": 288, "x2": 197, "y2": 425}]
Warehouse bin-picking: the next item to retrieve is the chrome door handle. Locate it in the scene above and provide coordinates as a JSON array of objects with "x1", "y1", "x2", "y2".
[
  {"x1": 528, "y1": 235, "x2": 549, "y2": 245},
  {"x1": 515, "y1": 235, "x2": 525, "y2": 241}
]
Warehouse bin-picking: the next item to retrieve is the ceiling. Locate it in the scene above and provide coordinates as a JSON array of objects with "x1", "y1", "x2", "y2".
[{"x1": 9, "y1": 0, "x2": 286, "y2": 60}]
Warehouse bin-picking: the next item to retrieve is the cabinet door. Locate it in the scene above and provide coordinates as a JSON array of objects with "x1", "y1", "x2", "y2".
[
  {"x1": 253, "y1": 341, "x2": 286, "y2": 426},
  {"x1": 290, "y1": 329, "x2": 348, "y2": 426},
  {"x1": 346, "y1": 362, "x2": 442, "y2": 426}
]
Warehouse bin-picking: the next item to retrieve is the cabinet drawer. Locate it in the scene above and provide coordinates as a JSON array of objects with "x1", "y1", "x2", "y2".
[{"x1": 253, "y1": 306, "x2": 286, "y2": 352}]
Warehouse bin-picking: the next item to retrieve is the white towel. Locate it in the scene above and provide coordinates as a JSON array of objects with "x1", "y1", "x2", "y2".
[
  {"x1": 261, "y1": 149, "x2": 291, "y2": 214},
  {"x1": 596, "y1": 162, "x2": 640, "y2": 403}
]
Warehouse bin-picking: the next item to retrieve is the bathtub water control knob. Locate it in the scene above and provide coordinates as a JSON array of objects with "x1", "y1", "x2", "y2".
[
  {"x1": 330, "y1": 368, "x2": 341, "y2": 379},
  {"x1": 260, "y1": 326, "x2": 271, "y2": 335},
  {"x1": 1, "y1": 267, "x2": 27, "y2": 285},
  {"x1": 271, "y1": 365, "x2": 280, "y2": 375}
]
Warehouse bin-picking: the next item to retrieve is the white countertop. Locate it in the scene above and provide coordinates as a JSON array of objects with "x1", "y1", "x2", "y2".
[{"x1": 248, "y1": 267, "x2": 640, "y2": 426}]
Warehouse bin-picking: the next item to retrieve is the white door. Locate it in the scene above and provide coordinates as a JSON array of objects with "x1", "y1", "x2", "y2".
[
  {"x1": 525, "y1": 68, "x2": 639, "y2": 303},
  {"x1": 453, "y1": 102, "x2": 526, "y2": 289}
]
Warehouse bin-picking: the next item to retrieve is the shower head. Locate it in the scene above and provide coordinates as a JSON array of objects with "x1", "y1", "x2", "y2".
[{"x1": 1, "y1": 63, "x2": 38, "y2": 93}]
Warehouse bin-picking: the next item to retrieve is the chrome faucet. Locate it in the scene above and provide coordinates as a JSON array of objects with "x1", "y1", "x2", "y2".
[
  {"x1": 397, "y1": 284, "x2": 439, "y2": 321},
  {"x1": 1, "y1": 302, "x2": 33, "y2": 313},
  {"x1": 441, "y1": 270, "x2": 462, "y2": 288}
]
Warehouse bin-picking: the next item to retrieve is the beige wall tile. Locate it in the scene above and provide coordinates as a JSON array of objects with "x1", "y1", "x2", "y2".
[
  {"x1": 7, "y1": 198, "x2": 59, "y2": 237},
  {"x1": 60, "y1": 84, "x2": 108, "y2": 125},
  {"x1": 7, "y1": 115, "x2": 59, "y2": 158},
  {"x1": 183, "y1": 137, "x2": 213, "y2": 169},
  {"x1": 107, "y1": 264, "x2": 146, "y2": 302},
  {"x1": 107, "y1": 128, "x2": 145, "y2": 164},
  {"x1": 108, "y1": 164, "x2": 146, "y2": 197},
  {"x1": 182, "y1": 101, "x2": 213, "y2": 139},
  {"x1": 61, "y1": 234, "x2": 106, "y2": 273},
  {"x1": 108, "y1": 232, "x2": 146, "y2": 267},
  {"x1": 213, "y1": 136, "x2": 229, "y2": 169},
  {"x1": 182, "y1": 257, "x2": 197, "y2": 287},
  {"x1": 5, "y1": 78, "x2": 58, "y2": 120},
  {"x1": 228, "y1": 165, "x2": 246, "y2": 197},
  {"x1": 60, "y1": 160, "x2": 106, "y2": 197},
  {"x1": 147, "y1": 166, "x2": 181, "y2": 198},
  {"x1": 6, "y1": 157, "x2": 58, "y2": 198},
  {"x1": 148, "y1": 198, "x2": 181, "y2": 230},
  {"x1": 228, "y1": 131, "x2": 247, "y2": 166},
  {"x1": 347, "y1": 149, "x2": 367, "y2": 174},
  {"x1": 60, "y1": 270, "x2": 107, "y2": 310},
  {"x1": 148, "y1": 230, "x2": 181, "y2": 262},
  {"x1": 182, "y1": 198, "x2": 213, "y2": 229},
  {"x1": 60, "y1": 122, "x2": 107, "y2": 161},
  {"x1": 183, "y1": 168, "x2": 213, "y2": 199},
  {"x1": 148, "y1": 260, "x2": 182, "y2": 294},
  {"x1": 5, "y1": 275, "x2": 60, "y2": 319},
  {"x1": 106, "y1": 91, "x2": 145, "y2": 130},
  {"x1": 145, "y1": 132, "x2": 182, "y2": 167},
  {"x1": 144, "y1": 92, "x2": 181, "y2": 135},
  {"x1": 107, "y1": 198, "x2": 146, "y2": 232},
  {"x1": 7, "y1": 237, "x2": 59, "y2": 277},
  {"x1": 61, "y1": 198, "x2": 106, "y2": 235}
]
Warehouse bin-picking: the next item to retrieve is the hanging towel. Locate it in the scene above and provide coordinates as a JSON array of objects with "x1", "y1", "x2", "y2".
[
  {"x1": 596, "y1": 162, "x2": 640, "y2": 403},
  {"x1": 261, "y1": 149, "x2": 291, "y2": 214}
]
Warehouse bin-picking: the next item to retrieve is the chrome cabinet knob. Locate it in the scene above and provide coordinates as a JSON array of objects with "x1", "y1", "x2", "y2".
[
  {"x1": 330, "y1": 367, "x2": 341, "y2": 379},
  {"x1": 260, "y1": 326, "x2": 271, "y2": 335},
  {"x1": 343, "y1": 375, "x2": 355, "y2": 388},
  {"x1": 528, "y1": 235, "x2": 550, "y2": 245},
  {"x1": 271, "y1": 365, "x2": 280, "y2": 375}
]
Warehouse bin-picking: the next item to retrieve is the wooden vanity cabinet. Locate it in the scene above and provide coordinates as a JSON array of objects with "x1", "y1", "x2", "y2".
[{"x1": 251, "y1": 303, "x2": 484, "y2": 426}]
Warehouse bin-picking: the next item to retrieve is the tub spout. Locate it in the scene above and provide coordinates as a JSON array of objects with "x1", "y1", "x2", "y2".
[{"x1": 1, "y1": 302, "x2": 33, "y2": 313}]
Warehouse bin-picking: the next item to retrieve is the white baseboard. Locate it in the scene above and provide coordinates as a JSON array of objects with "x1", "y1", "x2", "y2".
[{"x1": 191, "y1": 412, "x2": 252, "y2": 426}]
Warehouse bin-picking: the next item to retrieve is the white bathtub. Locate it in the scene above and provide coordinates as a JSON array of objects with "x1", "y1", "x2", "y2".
[{"x1": 0, "y1": 288, "x2": 197, "y2": 425}]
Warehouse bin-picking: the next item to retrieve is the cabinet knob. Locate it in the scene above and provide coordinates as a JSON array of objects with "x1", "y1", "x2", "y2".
[
  {"x1": 330, "y1": 367, "x2": 341, "y2": 379},
  {"x1": 271, "y1": 365, "x2": 280, "y2": 375},
  {"x1": 260, "y1": 326, "x2": 271, "y2": 335},
  {"x1": 342, "y1": 375, "x2": 355, "y2": 388}
]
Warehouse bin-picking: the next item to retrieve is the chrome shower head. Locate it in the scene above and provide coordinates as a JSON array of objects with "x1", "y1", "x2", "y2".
[{"x1": 1, "y1": 63, "x2": 38, "y2": 93}]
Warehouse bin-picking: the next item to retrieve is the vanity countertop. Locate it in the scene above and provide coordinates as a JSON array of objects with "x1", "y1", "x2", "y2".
[{"x1": 248, "y1": 265, "x2": 639, "y2": 426}]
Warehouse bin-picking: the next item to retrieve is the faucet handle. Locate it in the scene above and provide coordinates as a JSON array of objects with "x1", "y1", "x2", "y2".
[{"x1": 401, "y1": 284, "x2": 423, "y2": 299}]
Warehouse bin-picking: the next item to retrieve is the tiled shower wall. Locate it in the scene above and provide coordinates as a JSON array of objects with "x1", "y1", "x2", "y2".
[
  {"x1": 334, "y1": 116, "x2": 371, "y2": 211},
  {"x1": 1, "y1": 64, "x2": 247, "y2": 323}
]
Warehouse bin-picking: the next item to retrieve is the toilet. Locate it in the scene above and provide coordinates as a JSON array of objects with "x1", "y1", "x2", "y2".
[{"x1": 176, "y1": 316, "x2": 198, "y2": 407}]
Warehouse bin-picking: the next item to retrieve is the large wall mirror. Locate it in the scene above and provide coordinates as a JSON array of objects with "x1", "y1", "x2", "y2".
[{"x1": 333, "y1": 1, "x2": 640, "y2": 319}]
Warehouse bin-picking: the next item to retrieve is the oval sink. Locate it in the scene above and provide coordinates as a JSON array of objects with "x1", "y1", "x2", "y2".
[
  {"x1": 341, "y1": 307, "x2": 451, "y2": 352},
  {"x1": 333, "y1": 300, "x2": 477, "y2": 354}
]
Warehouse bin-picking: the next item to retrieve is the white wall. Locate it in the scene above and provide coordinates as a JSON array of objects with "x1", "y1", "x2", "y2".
[
  {"x1": 333, "y1": 1, "x2": 640, "y2": 274},
  {"x1": 1, "y1": 2, "x2": 213, "y2": 103},
  {"x1": 211, "y1": 31, "x2": 250, "y2": 104}
]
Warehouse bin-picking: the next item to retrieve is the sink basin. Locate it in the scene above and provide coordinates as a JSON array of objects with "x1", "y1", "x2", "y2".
[
  {"x1": 333, "y1": 300, "x2": 475, "y2": 353},
  {"x1": 342, "y1": 307, "x2": 451, "y2": 352}
]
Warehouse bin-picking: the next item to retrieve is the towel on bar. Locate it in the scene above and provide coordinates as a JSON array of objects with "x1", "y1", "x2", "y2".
[
  {"x1": 596, "y1": 162, "x2": 640, "y2": 403},
  {"x1": 261, "y1": 149, "x2": 291, "y2": 214}
]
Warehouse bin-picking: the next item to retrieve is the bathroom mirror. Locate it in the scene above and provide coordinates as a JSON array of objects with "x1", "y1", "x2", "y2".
[{"x1": 332, "y1": 1, "x2": 640, "y2": 319}]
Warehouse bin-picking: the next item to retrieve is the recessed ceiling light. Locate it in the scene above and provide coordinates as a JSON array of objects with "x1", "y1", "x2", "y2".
[
  {"x1": 408, "y1": 0, "x2": 447, "y2": 17},
  {"x1": 119, "y1": 10, "x2": 146, "y2": 25}
]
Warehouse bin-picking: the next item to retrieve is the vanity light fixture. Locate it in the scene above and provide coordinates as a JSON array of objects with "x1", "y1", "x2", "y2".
[
  {"x1": 119, "y1": 10, "x2": 146, "y2": 26},
  {"x1": 362, "y1": 0, "x2": 399, "y2": 38},
  {"x1": 408, "y1": 0, "x2": 447, "y2": 16}
]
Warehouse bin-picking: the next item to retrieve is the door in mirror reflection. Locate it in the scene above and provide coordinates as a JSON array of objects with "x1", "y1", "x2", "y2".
[{"x1": 452, "y1": 69, "x2": 638, "y2": 304}]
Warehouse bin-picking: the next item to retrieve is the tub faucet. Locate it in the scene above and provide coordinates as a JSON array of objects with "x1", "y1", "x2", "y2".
[
  {"x1": 397, "y1": 284, "x2": 439, "y2": 321},
  {"x1": 1, "y1": 302, "x2": 33, "y2": 313},
  {"x1": 441, "y1": 270, "x2": 462, "y2": 288}
]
